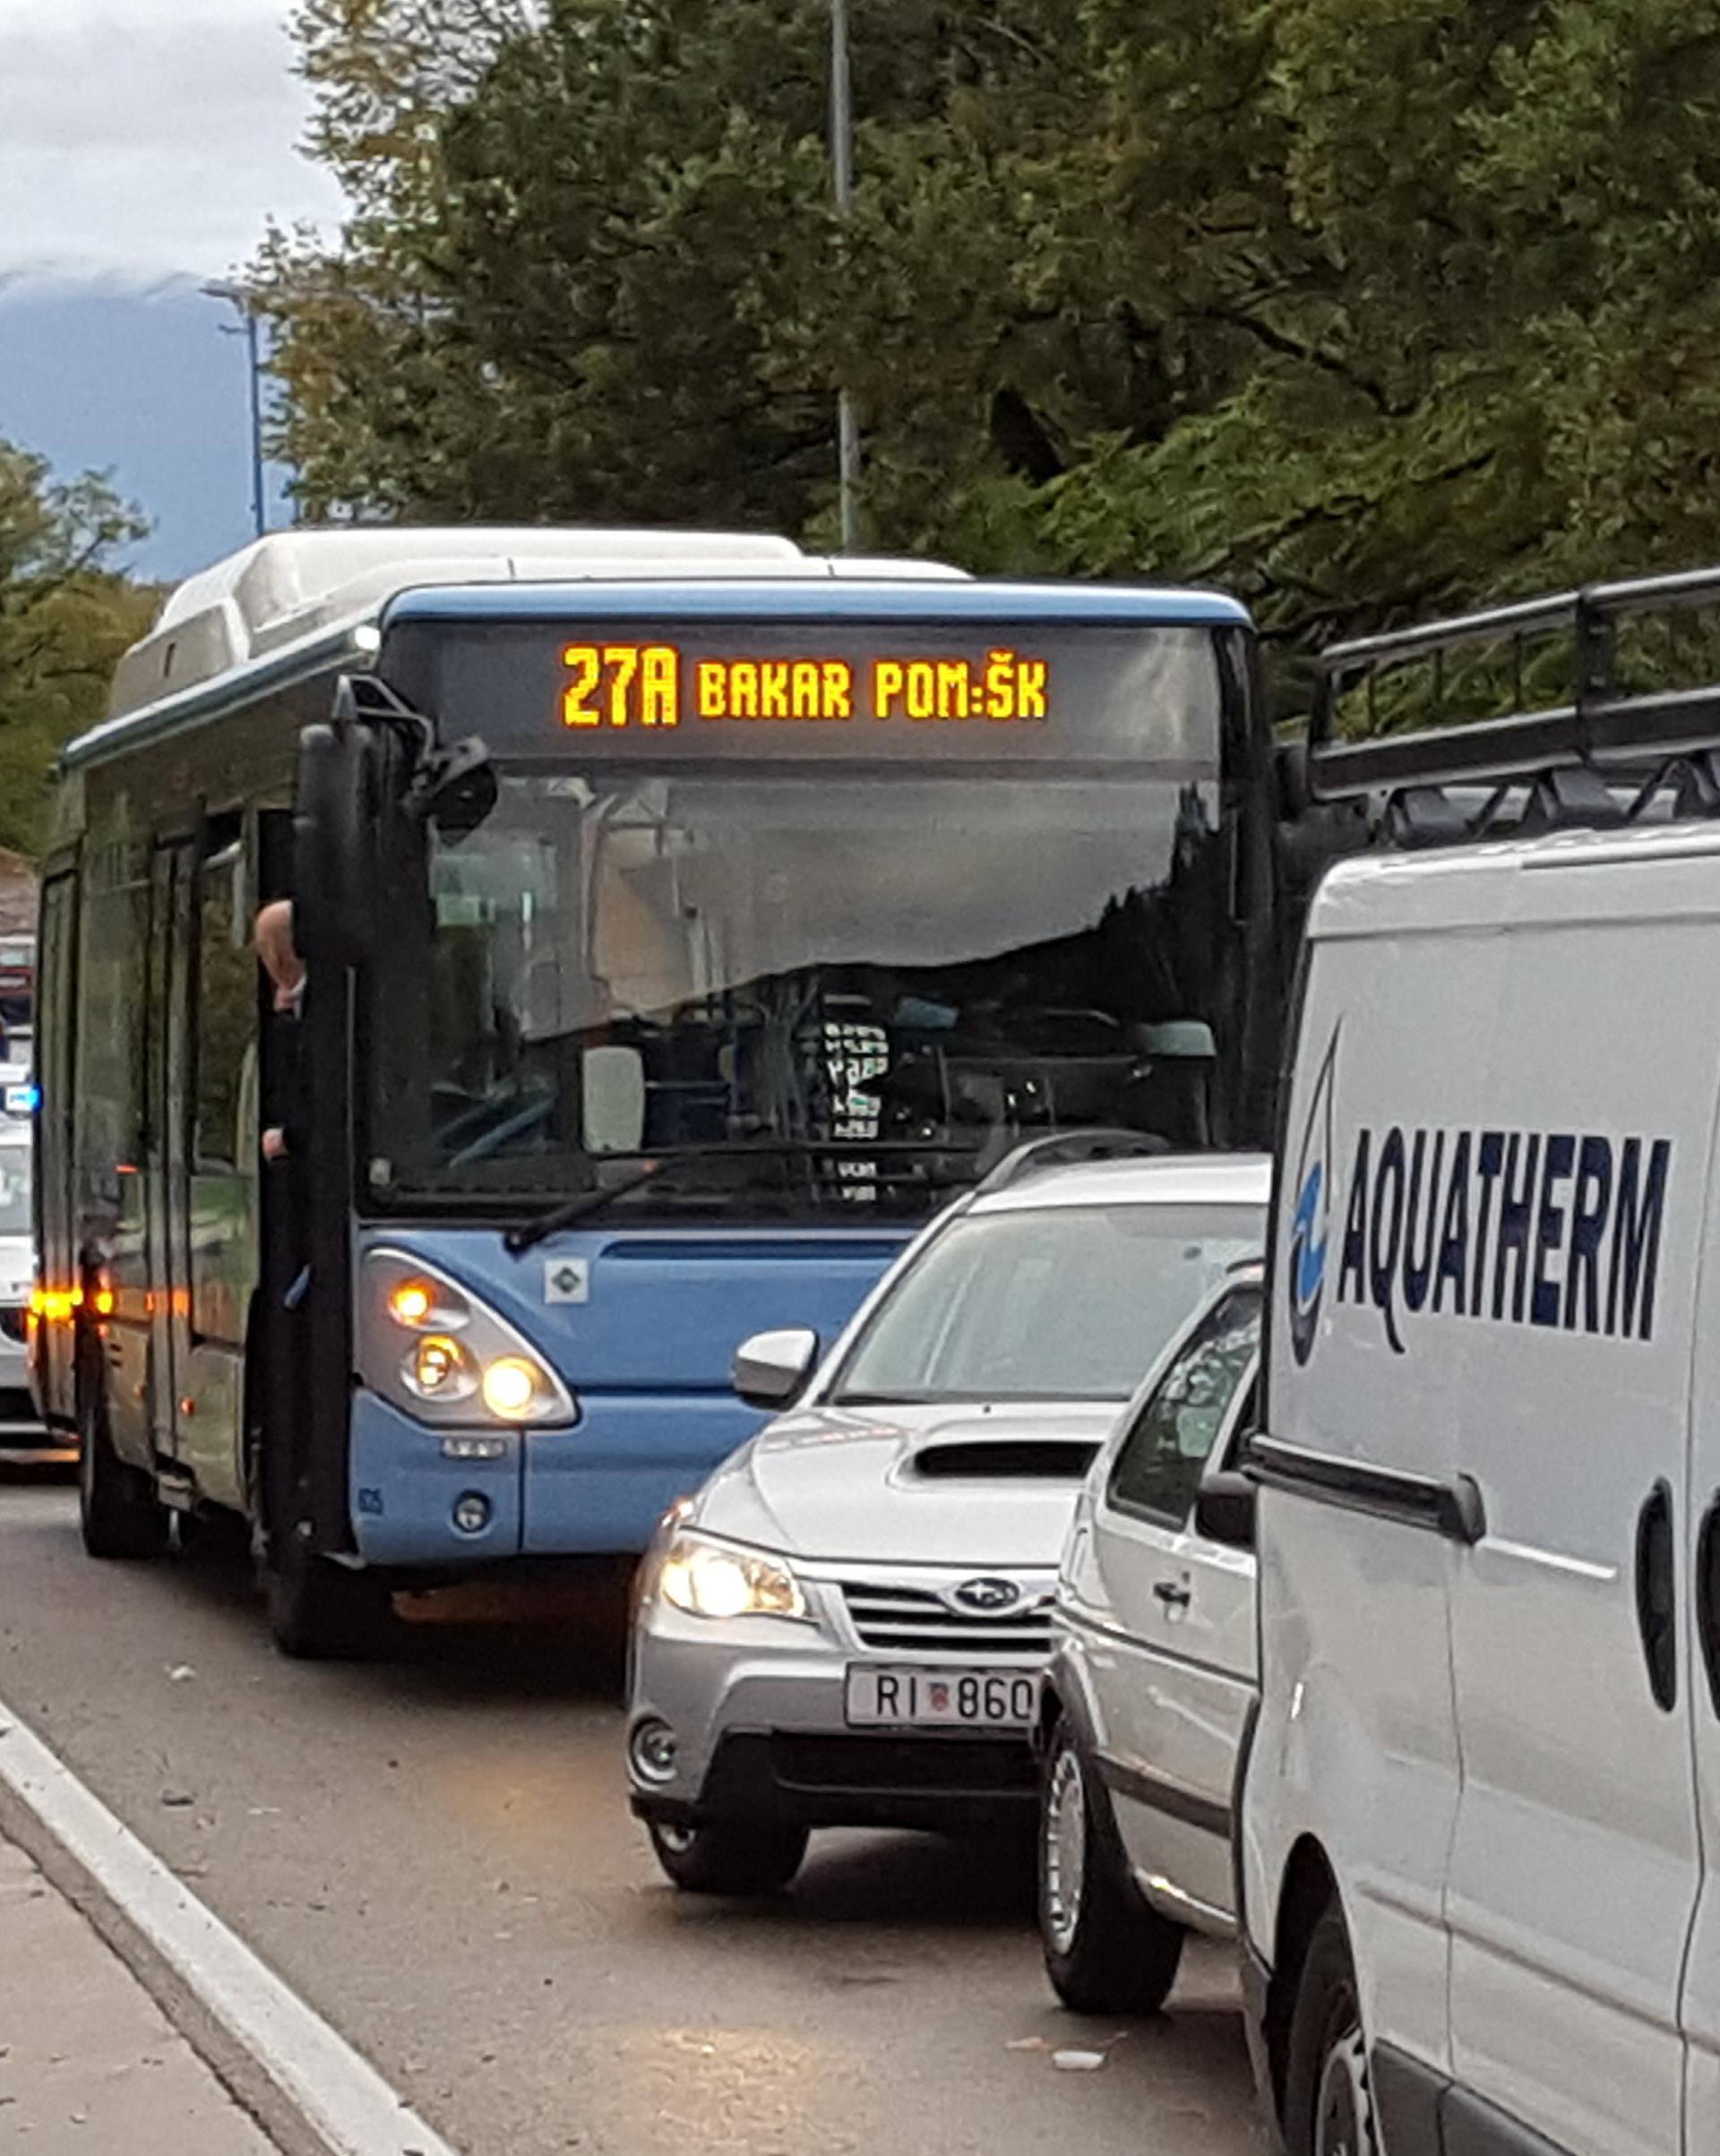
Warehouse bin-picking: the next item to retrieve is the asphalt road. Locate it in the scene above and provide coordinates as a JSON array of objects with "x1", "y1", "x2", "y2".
[{"x1": 0, "y1": 1462, "x2": 1264, "y2": 2156}]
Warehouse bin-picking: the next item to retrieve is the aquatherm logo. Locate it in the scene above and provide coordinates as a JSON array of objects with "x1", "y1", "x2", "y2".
[
  {"x1": 1287, "y1": 1025, "x2": 1339, "y2": 1366},
  {"x1": 1286, "y1": 1015, "x2": 1673, "y2": 1362}
]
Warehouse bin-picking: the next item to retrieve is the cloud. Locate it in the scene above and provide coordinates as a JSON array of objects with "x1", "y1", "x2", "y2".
[{"x1": 0, "y1": 0, "x2": 347, "y2": 285}]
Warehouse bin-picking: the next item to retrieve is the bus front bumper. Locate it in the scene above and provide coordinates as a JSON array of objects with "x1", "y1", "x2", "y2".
[{"x1": 348, "y1": 1388, "x2": 760, "y2": 1567}]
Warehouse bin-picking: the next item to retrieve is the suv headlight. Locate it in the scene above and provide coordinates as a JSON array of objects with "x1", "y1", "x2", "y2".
[
  {"x1": 652, "y1": 1532, "x2": 807, "y2": 1621},
  {"x1": 360, "y1": 1250, "x2": 577, "y2": 1429}
]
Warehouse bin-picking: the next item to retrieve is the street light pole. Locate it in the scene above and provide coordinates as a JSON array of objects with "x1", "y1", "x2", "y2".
[
  {"x1": 202, "y1": 281, "x2": 266, "y2": 541},
  {"x1": 830, "y1": 0, "x2": 860, "y2": 552}
]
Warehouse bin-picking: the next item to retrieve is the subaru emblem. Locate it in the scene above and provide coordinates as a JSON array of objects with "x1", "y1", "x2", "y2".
[{"x1": 950, "y1": 1576, "x2": 1021, "y2": 1614}]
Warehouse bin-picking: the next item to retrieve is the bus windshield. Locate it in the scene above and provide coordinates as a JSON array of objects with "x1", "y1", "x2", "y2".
[
  {"x1": 364, "y1": 614, "x2": 1251, "y2": 1219},
  {"x1": 367, "y1": 767, "x2": 1237, "y2": 1218}
]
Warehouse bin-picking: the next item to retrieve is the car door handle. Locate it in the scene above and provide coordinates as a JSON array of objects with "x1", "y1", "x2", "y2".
[
  {"x1": 1152, "y1": 1580, "x2": 1191, "y2": 1609},
  {"x1": 1635, "y1": 1480, "x2": 1677, "y2": 1713}
]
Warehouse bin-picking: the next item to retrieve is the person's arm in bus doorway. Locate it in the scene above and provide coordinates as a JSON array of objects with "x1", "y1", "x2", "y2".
[
  {"x1": 255, "y1": 899, "x2": 306, "y2": 1163},
  {"x1": 255, "y1": 900, "x2": 313, "y2": 1311}
]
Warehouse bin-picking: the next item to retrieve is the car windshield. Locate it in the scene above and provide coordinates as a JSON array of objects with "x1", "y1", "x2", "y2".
[
  {"x1": 830, "y1": 1201, "x2": 1262, "y2": 1404},
  {"x1": 366, "y1": 764, "x2": 1241, "y2": 1220},
  {"x1": 0, "y1": 1146, "x2": 30, "y2": 1236}
]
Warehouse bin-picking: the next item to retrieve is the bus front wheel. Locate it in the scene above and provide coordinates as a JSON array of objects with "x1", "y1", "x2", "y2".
[
  {"x1": 264, "y1": 1534, "x2": 391, "y2": 1660},
  {"x1": 77, "y1": 1351, "x2": 168, "y2": 1561}
]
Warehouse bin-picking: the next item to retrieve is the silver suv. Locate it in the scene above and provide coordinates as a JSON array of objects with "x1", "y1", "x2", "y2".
[{"x1": 627, "y1": 1138, "x2": 1268, "y2": 1894}]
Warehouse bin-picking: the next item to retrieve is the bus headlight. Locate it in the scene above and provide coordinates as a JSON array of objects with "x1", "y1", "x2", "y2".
[
  {"x1": 362, "y1": 1250, "x2": 577, "y2": 1429},
  {"x1": 385, "y1": 1273, "x2": 473, "y2": 1331},
  {"x1": 402, "y1": 1334, "x2": 478, "y2": 1402},
  {"x1": 480, "y1": 1355, "x2": 553, "y2": 1421},
  {"x1": 654, "y1": 1533, "x2": 807, "y2": 1621}
]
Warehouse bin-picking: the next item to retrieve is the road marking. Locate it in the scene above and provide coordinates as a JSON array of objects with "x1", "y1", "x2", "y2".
[{"x1": 0, "y1": 1692, "x2": 460, "y2": 2156}]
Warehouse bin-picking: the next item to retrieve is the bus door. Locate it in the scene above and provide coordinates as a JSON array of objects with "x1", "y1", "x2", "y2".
[
  {"x1": 178, "y1": 825, "x2": 257, "y2": 1511},
  {"x1": 145, "y1": 840, "x2": 194, "y2": 1472}
]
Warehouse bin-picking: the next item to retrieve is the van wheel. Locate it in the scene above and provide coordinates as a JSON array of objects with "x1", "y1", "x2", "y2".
[
  {"x1": 77, "y1": 1356, "x2": 168, "y2": 1560},
  {"x1": 647, "y1": 1818, "x2": 808, "y2": 1895},
  {"x1": 264, "y1": 1534, "x2": 391, "y2": 1660},
  {"x1": 1284, "y1": 1904, "x2": 1377, "y2": 2156},
  {"x1": 1036, "y1": 1716, "x2": 1185, "y2": 2014}
]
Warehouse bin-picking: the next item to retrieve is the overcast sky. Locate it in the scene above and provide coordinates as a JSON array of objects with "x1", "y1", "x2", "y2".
[
  {"x1": 0, "y1": 0, "x2": 348, "y2": 576},
  {"x1": 0, "y1": 0, "x2": 345, "y2": 286}
]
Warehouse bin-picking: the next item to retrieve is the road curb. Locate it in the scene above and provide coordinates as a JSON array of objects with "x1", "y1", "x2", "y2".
[{"x1": 0, "y1": 1693, "x2": 460, "y2": 2156}]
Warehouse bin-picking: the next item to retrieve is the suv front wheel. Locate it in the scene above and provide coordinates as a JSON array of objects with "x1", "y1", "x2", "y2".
[{"x1": 647, "y1": 1817, "x2": 808, "y2": 1895}]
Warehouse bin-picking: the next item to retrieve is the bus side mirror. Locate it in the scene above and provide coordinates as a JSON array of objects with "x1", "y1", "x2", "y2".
[
  {"x1": 294, "y1": 715, "x2": 381, "y2": 969},
  {"x1": 407, "y1": 734, "x2": 496, "y2": 839}
]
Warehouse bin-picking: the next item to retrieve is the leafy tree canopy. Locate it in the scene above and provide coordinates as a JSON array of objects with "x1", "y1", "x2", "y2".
[
  {"x1": 259, "y1": 0, "x2": 1720, "y2": 676},
  {"x1": 0, "y1": 441, "x2": 155, "y2": 856}
]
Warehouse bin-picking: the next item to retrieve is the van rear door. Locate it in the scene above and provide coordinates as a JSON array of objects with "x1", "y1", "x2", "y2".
[{"x1": 1442, "y1": 858, "x2": 1708, "y2": 2156}]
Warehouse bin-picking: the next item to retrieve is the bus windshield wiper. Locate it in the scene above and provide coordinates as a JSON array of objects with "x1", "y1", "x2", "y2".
[
  {"x1": 503, "y1": 1155, "x2": 690, "y2": 1252},
  {"x1": 504, "y1": 1138, "x2": 979, "y2": 1254}
]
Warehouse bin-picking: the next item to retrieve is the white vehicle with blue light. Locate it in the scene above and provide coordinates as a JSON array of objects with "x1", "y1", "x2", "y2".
[{"x1": 0, "y1": 1118, "x2": 39, "y2": 1440}]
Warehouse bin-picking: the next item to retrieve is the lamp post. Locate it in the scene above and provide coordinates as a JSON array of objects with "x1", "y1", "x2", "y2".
[
  {"x1": 830, "y1": 0, "x2": 860, "y2": 551},
  {"x1": 202, "y1": 280, "x2": 266, "y2": 541}
]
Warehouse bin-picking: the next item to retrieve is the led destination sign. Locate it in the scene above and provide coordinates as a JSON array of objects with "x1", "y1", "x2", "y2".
[
  {"x1": 560, "y1": 642, "x2": 1049, "y2": 730},
  {"x1": 389, "y1": 617, "x2": 1225, "y2": 766}
]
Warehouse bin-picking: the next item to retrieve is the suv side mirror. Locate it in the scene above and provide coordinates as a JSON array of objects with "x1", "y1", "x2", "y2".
[
  {"x1": 1194, "y1": 1467, "x2": 1256, "y2": 1550},
  {"x1": 733, "y1": 1327, "x2": 820, "y2": 1411}
]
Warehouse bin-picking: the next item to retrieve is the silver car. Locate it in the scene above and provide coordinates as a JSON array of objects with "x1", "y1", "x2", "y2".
[
  {"x1": 627, "y1": 1141, "x2": 1269, "y2": 1894},
  {"x1": 1036, "y1": 1265, "x2": 1261, "y2": 2014}
]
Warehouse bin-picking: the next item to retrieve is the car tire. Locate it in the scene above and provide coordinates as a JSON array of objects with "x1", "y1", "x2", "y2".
[
  {"x1": 647, "y1": 1817, "x2": 809, "y2": 1895},
  {"x1": 265, "y1": 1535, "x2": 392, "y2": 1660},
  {"x1": 1283, "y1": 1903, "x2": 1377, "y2": 2156},
  {"x1": 1037, "y1": 1715, "x2": 1185, "y2": 2014},
  {"x1": 77, "y1": 1346, "x2": 168, "y2": 1561}
]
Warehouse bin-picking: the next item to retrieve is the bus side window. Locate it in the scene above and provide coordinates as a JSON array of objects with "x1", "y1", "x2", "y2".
[
  {"x1": 194, "y1": 844, "x2": 253, "y2": 1172},
  {"x1": 78, "y1": 852, "x2": 149, "y2": 1194}
]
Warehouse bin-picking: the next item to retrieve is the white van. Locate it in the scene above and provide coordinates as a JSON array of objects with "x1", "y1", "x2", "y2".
[{"x1": 1244, "y1": 585, "x2": 1720, "y2": 2156}]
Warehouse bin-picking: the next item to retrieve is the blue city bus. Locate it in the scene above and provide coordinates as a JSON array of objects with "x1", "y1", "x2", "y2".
[{"x1": 33, "y1": 528, "x2": 1281, "y2": 1654}]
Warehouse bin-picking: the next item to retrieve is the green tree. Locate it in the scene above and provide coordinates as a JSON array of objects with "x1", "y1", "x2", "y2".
[
  {"x1": 260, "y1": 0, "x2": 1720, "y2": 674},
  {"x1": 1028, "y1": 0, "x2": 1720, "y2": 660},
  {"x1": 0, "y1": 441, "x2": 155, "y2": 855},
  {"x1": 258, "y1": 0, "x2": 1108, "y2": 533}
]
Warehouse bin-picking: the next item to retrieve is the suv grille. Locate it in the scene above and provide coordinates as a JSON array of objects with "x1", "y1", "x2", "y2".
[{"x1": 840, "y1": 1582, "x2": 1053, "y2": 1659}]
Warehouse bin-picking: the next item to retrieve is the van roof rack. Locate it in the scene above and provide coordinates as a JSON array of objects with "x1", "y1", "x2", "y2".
[
  {"x1": 1305, "y1": 565, "x2": 1720, "y2": 844},
  {"x1": 974, "y1": 1127, "x2": 1172, "y2": 1197}
]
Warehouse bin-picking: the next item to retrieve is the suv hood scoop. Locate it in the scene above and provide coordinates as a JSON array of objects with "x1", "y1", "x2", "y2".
[{"x1": 696, "y1": 1400, "x2": 1120, "y2": 1565}]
